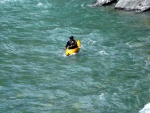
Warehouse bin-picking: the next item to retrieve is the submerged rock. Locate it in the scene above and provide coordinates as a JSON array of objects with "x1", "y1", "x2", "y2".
[
  {"x1": 115, "y1": 0, "x2": 150, "y2": 12},
  {"x1": 90, "y1": 0, "x2": 150, "y2": 12}
]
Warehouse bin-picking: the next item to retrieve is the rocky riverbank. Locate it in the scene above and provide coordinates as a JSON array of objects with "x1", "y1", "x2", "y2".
[{"x1": 90, "y1": 0, "x2": 150, "y2": 12}]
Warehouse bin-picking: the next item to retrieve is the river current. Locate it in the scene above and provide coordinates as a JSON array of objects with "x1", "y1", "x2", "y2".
[{"x1": 0, "y1": 0, "x2": 150, "y2": 113}]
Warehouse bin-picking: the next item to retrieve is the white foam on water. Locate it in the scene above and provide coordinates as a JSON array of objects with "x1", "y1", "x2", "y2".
[
  {"x1": 0, "y1": 0, "x2": 22, "y2": 3},
  {"x1": 37, "y1": 2, "x2": 52, "y2": 8},
  {"x1": 81, "y1": 3, "x2": 85, "y2": 9},
  {"x1": 80, "y1": 44, "x2": 84, "y2": 49},
  {"x1": 145, "y1": 58, "x2": 150, "y2": 70},
  {"x1": 139, "y1": 103, "x2": 150, "y2": 113},
  {"x1": 37, "y1": 2, "x2": 43, "y2": 6},
  {"x1": 99, "y1": 93, "x2": 105, "y2": 100},
  {"x1": 98, "y1": 50, "x2": 108, "y2": 55},
  {"x1": 62, "y1": 54, "x2": 67, "y2": 57}
]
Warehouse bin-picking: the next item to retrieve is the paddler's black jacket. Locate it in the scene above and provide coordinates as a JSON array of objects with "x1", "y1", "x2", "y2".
[{"x1": 66, "y1": 39, "x2": 78, "y2": 49}]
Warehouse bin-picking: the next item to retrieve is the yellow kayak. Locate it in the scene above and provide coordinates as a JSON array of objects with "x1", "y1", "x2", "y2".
[{"x1": 65, "y1": 40, "x2": 81, "y2": 56}]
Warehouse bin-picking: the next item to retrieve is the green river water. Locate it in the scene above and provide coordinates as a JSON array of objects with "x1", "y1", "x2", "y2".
[{"x1": 0, "y1": 0, "x2": 150, "y2": 113}]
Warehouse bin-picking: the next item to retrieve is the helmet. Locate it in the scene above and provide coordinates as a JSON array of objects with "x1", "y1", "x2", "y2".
[{"x1": 69, "y1": 36, "x2": 74, "y2": 39}]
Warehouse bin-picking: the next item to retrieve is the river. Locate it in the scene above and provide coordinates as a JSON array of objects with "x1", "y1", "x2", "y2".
[{"x1": 0, "y1": 0, "x2": 150, "y2": 113}]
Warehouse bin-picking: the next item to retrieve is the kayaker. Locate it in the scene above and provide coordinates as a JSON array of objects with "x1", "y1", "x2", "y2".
[{"x1": 65, "y1": 36, "x2": 78, "y2": 49}]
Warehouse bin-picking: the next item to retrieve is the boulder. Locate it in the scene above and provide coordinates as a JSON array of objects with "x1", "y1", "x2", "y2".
[
  {"x1": 115, "y1": 0, "x2": 150, "y2": 12},
  {"x1": 89, "y1": 0, "x2": 150, "y2": 12}
]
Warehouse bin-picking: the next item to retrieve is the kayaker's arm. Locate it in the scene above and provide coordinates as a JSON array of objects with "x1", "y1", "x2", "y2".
[{"x1": 65, "y1": 41, "x2": 70, "y2": 49}]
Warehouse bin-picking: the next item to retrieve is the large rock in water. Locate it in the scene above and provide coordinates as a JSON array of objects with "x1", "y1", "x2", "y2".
[
  {"x1": 90, "y1": 0, "x2": 150, "y2": 12},
  {"x1": 115, "y1": 0, "x2": 150, "y2": 12}
]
